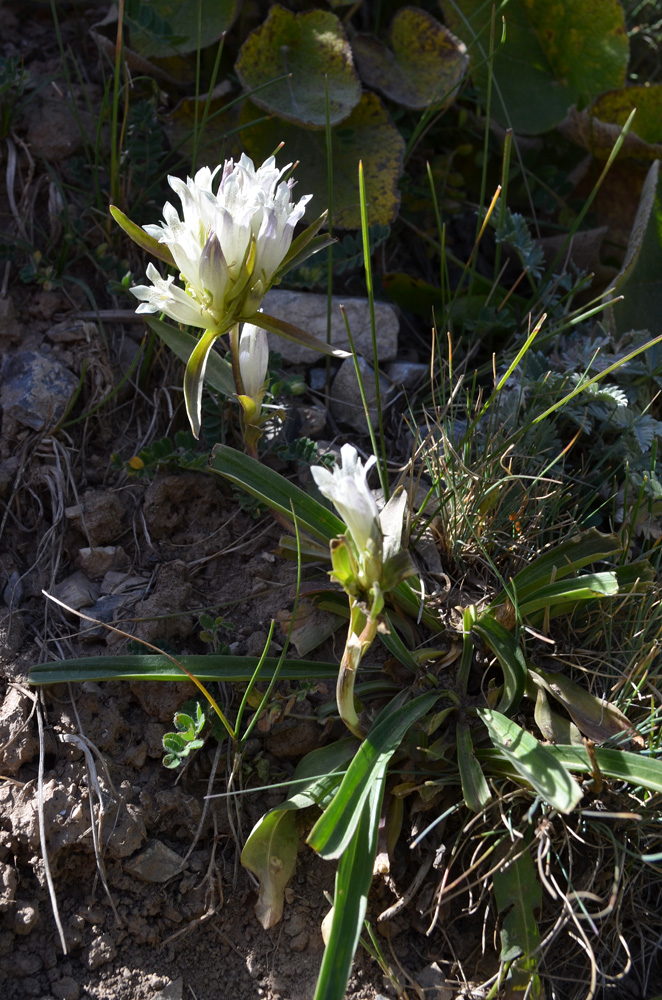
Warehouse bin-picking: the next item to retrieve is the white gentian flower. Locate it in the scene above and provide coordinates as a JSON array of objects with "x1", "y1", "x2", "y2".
[
  {"x1": 130, "y1": 154, "x2": 312, "y2": 331},
  {"x1": 312, "y1": 444, "x2": 383, "y2": 574},
  {"x1": 238, "y1": 322, "x2": 269, "y2": 405}
]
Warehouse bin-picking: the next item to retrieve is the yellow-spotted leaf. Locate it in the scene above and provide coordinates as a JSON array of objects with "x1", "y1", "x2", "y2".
[
  {"x1": 353, "y1": 7, "x2": 468, "y2": 110},
  {"x1": 240, "y1": 93, "x2": 404, "y2": 229},
  {"x1": 235, "y1": 5, "x2": 360, "y2": 128},
  {"x1": 444, "y1": 0, "x2": 628, "y2": 135}
]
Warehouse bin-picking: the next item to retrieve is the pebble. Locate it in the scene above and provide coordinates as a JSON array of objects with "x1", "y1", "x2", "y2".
[
  {"x1": 329, "y1": 355, "x2": 393, "y2": 432},
  {"x1": 263, "y1": 289, "x2": 399, "y2": 363},
  {"x1": 153, "y1": 978, "x2": 184, "y2": 1000},
  {"x1": 52, "y1": 976, "x2": 80, "y2": 1000},
  {"x1": 46, "y1": 319, "x2": 97, "y2": 344},
  {"x1": 0, "y1": 351, "x2": 78, "y2": 431},
  {"x1": 83, "y1": 932, "x2": 117, "y2": 970},
  {"x1": 385, "y1": 360, "x2": 429, "y2": 389},
  {"x1": 51, "y1": 570, "x2": 100, "y2": 611},
  {"x1": 123, "y1": 840, "x2": 186, "y2": 883},
  {"x1": 76, "y1": 546, "x2": 126, "y2": 579},
  {"x1": 12, "y1": 900, "x2": 39, "y2": 935},
  {"x1": 0, "y1": 861, "x2": 17, "y2": 911},
  {"x1": 65, "y1": 490, "x2": 126, "y2": 546}
]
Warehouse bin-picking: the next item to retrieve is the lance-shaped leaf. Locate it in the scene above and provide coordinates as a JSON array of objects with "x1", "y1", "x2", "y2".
[
  {"x1": 530, "y1": 669, "x2": 643, "y2": 746},
  {"x1": 241, "y1": 740, "x2": 355, "y2": 929},
  {"x1": 493, "y1": 845, "x2": 543, "y2": 995},
  {"x1": 110, "y1": 205, "x2": 176, "y2": 267},
  {"x1": 241, "y1": 810, "x2": 298, "y2": 929},
  {"x1": 530, "y1": 676, "x2": 583, "y2": 746},
  {"x1": 471, "y1": 616, "x2": 527, "y2": 713},
  {"x1": 477, "y1": 709, "x2": 583, "y2": 813},
  {"x1": 251, "y1": 311, "x2": 349, "y2": 358},
  {"x1": 457, "y1": 721, "x2": 491, "y2": 812},
  {"x1": 143, "y1": 317, "x2": 235, "y2": 397},
  {"x1": 313, "y1": 778, "x2": 384, "y2": 1000},
  {"x1": 183, "y1": 328, "x2": 226, "y2": 438},
  {"x1": 308, "y1": 690, "x2": 440, "y2": 859}
]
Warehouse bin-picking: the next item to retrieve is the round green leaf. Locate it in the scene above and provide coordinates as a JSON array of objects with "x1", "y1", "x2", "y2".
[
  {"x1": 444, "y1": 0, "x2": 628, "y2": 134},
  {"x1": 353, "y1": 7, "x2": 468, "y2": 110},
  {"x1": 235, "y1": 5, "x2": 361, "y2": 128},
  {"x1": 126, "y1": 0, "x2": 238, "y2": 58},
  {"x1": 240, "y1": 93, "x2": 405, "y2": 229}
]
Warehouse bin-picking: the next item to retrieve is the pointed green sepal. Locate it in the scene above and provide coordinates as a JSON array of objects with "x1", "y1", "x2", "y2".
[
  {"x1": 249, "y1": 312, "x2": 350, "y2": 358},
  {"x1": 381, "y1": 549, "x2": 416, "y2": 593},
  {"x1": 110, "y1": 205, "x2": 176, "y2": 268},
  {"x1": 183, "y1": 329, "x2": 223, "y2": 438},
  {"x1": 274, "y1": 211, "x2": 331, "y2": 278}
]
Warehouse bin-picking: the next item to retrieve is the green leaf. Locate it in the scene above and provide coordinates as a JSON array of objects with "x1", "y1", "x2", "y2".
[
  {"x1": 353, "y1": 8, "x2": 468, "y2": 110},
  {"x1": 493, "y1": 844, "x2": 542, "y2": 989},
  {"x1": 477, "y1": 710, "x2": 583, "y2": 813},
  {"x1": 531, "y1": 679, "x2": 583, "y2": 746},
  {"x1": 235, "y1": 6, "x2": 360, "y2": 128},
  {"x1": 240, "y1": 92, "x2": 405, "y2": 229},
  {"x1": 183, "y1": 328, "x2": 225, "y2": 438},
  {"x1": 457, "y1": 722, "x2": 491, "y2": 812},
  {"x1": 126, "y1": 0, "x2": 238, "y2": 58},
  {"x1": 241, "y1": 809, "x2": 299, "y2": 929},
  {"x1": 446, "y1": 0, "x2": 628, "y2": 134},
  {"x1": 163, "y1": 732, "x2": 187, "y2": 753},
  {"x1": 110, "y1": 205, "x2": 175, "y2": 267},
  {"x1": 481, "y1": 744, "x2": 662, "y2": 798},
  {"x1": 489, "y1": 529, "x2": 623, "y2": 611},
  {"x1": 210, "y1": 444, "x2": 345, "y2": 543},
  {"x1": 313, "y1": 782, "x2": 384, "y2": 1000},
  {"x1": 143, "y1": 317, "x2": 235, "y2": 397},
  {"x1": 611, "y1": 159, "x2": 662, "y2": 337},
  {"x1": 531, "y1": 669, "x2": 639, "y2": 745},
  {"x1": 308, "y1": 691, "x2": 440, "y2": 859},
  {"x1": 29, "y1": 654, "x2": 341, "y2": 686},
  {"x1": 471, "y1": 617, "x2": 527, "y2": 713},
  {"x1": 251, "y1": 312, "x2": 349, "y2": 358}
]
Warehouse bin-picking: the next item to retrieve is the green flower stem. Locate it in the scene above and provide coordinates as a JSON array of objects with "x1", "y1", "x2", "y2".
[
  {"x1": 229, "y1": 323, "x2": 243, "y2": 395},
  {"x1": 337, "y1": 601, "x2": 379, "y2": 740}
]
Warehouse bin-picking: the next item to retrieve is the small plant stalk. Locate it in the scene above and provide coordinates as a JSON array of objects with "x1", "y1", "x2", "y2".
[{"x1": 337, "y1": 602, "x2": 379, "y2": 739}]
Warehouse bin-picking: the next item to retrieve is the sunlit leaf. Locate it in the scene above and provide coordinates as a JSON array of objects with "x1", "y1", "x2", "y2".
[
  {"x1": 241, "y1": 810, "x2": 299, "y2": 929},
  {"x1": 457, "y1": 721, "x2": 491, "y2": 812},
  {"x1": 353, "y1": 8, "x2": 468, "y2": 110},
  {"x1": 531, "y1": 669, "x2": 642, "y2": 746},
  {"x1": 445, "y1": 0, "x2": 628, "y2": 134},
  {"x1": 471, "y1": 616, "x2": 526, "y2": 713},
  {"x1": 478, "y1": 709, "x2": 583, "y2": 813},
  {"x1": 235, "y1": 6, "x2": 360, "y2": 127},
  {"x1": 110, "y1": 205, "x2": 176, "y2": 267},
  {"x1": 240, "y1": 93, "x2": 405, "y2": 228},
  {"x1": 142, "y1": 317, "x2": 235, "y2": 397}
]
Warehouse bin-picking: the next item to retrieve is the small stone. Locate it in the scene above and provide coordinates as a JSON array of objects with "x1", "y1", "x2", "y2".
[
  {"x1": 83, "y1": 932, "x2": 117, "y2": 970},
  {"x1": 12, "y1": 900, "x2": 39, "y2": 935},
  {"x1": 100, "y1": 570, "x2": 146, "y2": 596},
  {"x1": 385, "y1": 361, "x2": 429, "y2": 389},
  {"x1": 0, "y1": 296, "x2": 22, "y2": 342},
  {"x1": 329, "y1": 356, "x2": 393, "y2": 432},
  {"x1": 0, "y1": 861, "x2": 17, "y2": 911},
  {"x1": 0, "y1": 351, "x2": 78, "y2": 431},
  {"x1": 51, "y1": 571, "x2": 100, "y2": 611},
  {"x1": 153, "y1": 978, "x2": 184, "y2": 1000},
  {"x1": 123, "y1": 840, "x2": 186, "y2": 883},
  {"x1": 263, "y1": 289, "x2": 399, "y2": 364},
  {"x1": 289, "y1": 930, "x2": 310, "y2": 953},
  {"x1": 47, "y1": 319, "x2": 98, "y2": 344},
  {"x1": 416, "y1": 962, "x2": 453, "y2": 999},
  {"x1": 0, "y1": 688, "x2": 38, "y2": 776},
  {"x1": 52, "y1": 976, "x2": 80, "y2": 1000},
  {"x1": 76, "y1": 546, "x2": 127, "y2": 579},
  {"x1": 65, "y1": 490, "x2": 126, "y2": 546}
]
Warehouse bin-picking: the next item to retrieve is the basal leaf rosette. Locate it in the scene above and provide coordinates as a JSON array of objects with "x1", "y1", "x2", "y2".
[{"x1": 111, "y1": 153, "x2": 338, "y2": 436}]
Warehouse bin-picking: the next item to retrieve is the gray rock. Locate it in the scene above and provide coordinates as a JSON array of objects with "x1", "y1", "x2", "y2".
[
  {"x1": 12, "y1": 900, "x2": 39, "y2": 935},
  {"x1": 64, "y1": 490, "x2": 126, "y2": 546},
  {"x1": 47, "y1": 319, "x2": 97, "y2": 344},
  {"x1": 263, "y1": 289, "x2": 399, "y2": 364},
  {"x1": 153, "y1": 978, "x2": 184, "y2": 1000},
  {"x1": 51, "y1": 571, "x2": 99, "y2": 611},
  {"x1": 1, "y1": 351, "x2": 78, "y2": 431},
  {"x1": 385, "y1": 360, "x2": 429, "y2": 389},
  {"x1": 329, "y1": 356, "x2": 393, "y2": 432},
  {"x1": 76, "y1": 545, "x2": 127, "y2": 579},
  {"x1": 124, "y1": 840, "x2": 186, "y2": 883},
  {"x1": 0, "y1": 296, "x2": 22, "y2": 342},
  {"x1": 0, "y1": 687, "x2": 38, "y2": 776}
]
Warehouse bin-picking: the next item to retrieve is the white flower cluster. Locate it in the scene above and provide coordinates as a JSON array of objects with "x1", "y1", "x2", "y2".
[{"x1": 131, "y1": 154, "x2": 311, "y2": 332}]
